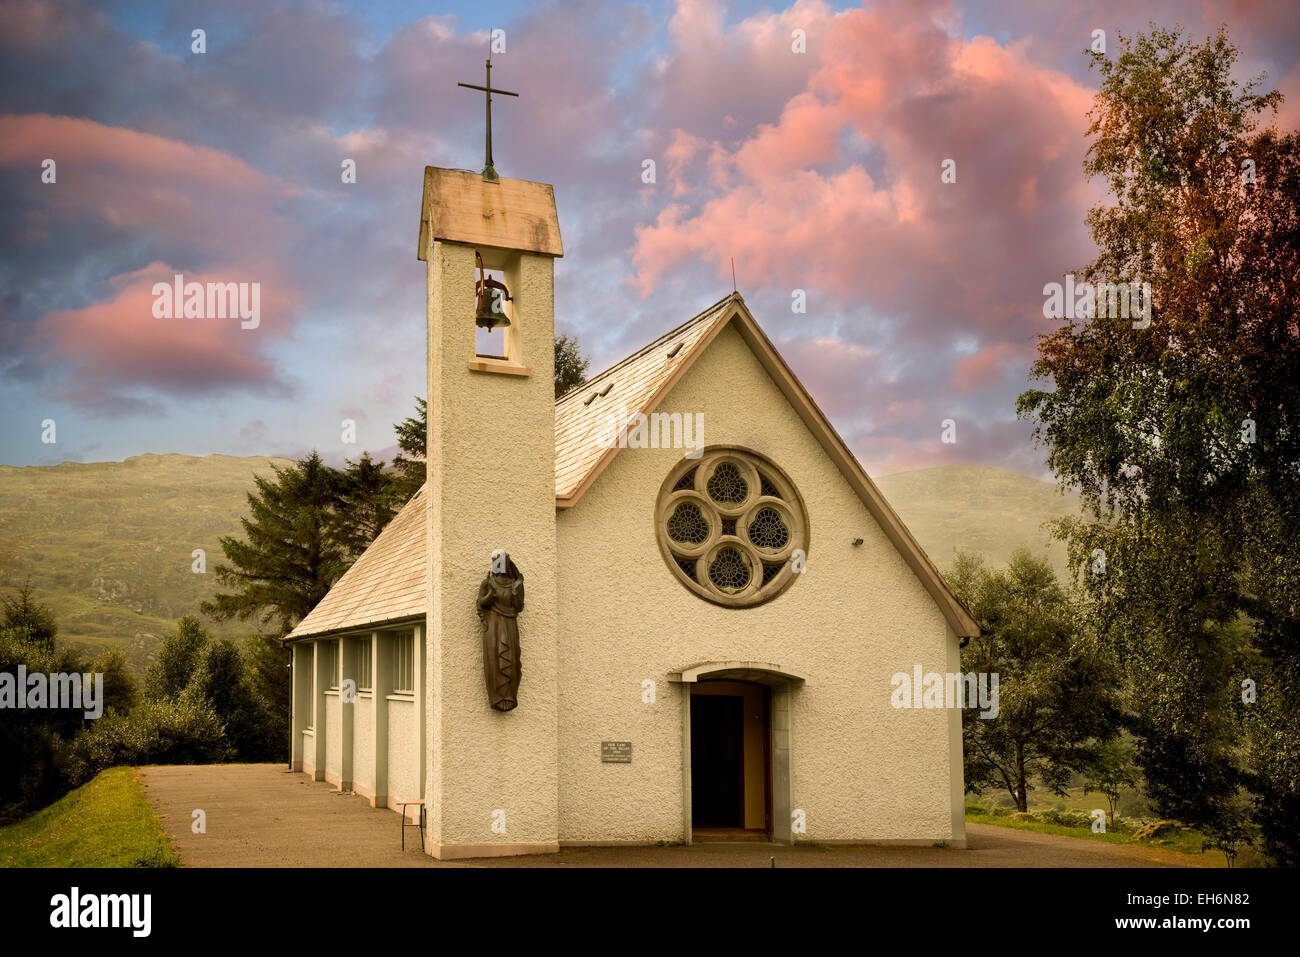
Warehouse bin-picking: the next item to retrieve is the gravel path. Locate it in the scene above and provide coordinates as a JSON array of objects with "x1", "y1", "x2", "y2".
[{"x1": 140, "y1": 764, "x2": 1209, "y2": 868}]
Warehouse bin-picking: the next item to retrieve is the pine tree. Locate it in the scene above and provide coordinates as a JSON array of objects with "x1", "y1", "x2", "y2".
[
  {"x1": 1, "y1": 581, "x2": 58, "y2": 651},
  {"x1": 390, "y1": 397, "x2": 427, "y2": 506},
  {"x1": 332, "y1": 452, "x2": 399, "y2": 559},
  {"x1": 200, "y1": 452, "x2": 348, "y2": 635}
]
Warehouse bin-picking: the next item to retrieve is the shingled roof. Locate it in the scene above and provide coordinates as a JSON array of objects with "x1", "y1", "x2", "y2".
[
  {"x1": 285, "y1": 293, "x2": 979, "y2": 641},
  {"x1": 555, "y1": 295, "x2": 733, "y2": 501}
]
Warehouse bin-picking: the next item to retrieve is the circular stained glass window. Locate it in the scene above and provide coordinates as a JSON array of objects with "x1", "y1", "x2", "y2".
[{"x1": 655, "y1": 448, "x2": 809, "y2": 607}]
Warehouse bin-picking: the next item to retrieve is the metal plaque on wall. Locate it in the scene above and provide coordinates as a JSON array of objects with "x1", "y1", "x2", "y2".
[{"x1": 601, "y1": 741, "x2": 632, "y2": 763}]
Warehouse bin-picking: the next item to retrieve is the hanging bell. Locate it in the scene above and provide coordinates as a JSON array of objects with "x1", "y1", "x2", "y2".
[{"x1": 474, "y1": 251, "x2": 512, "y2": 329}]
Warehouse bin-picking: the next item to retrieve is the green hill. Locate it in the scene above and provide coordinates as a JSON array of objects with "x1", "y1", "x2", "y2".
[
  {"x1": 0, "y1": 455, "x2": 1081, "y2": 675},
  {"x1": 875, "y1": 465, "x2": 1081, "y2": 580},
  {"x1": 0, "y1": 453, "x2": 292, "y2": 672}
]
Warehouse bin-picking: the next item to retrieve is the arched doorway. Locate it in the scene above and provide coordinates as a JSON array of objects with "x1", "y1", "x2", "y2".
[{"x1": 670, "y1": 661, "x2": 805, "y2": 844}]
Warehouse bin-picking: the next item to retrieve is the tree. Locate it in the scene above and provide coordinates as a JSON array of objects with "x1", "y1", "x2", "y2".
[
  {"x1": 1016, "y1": 25, "x2": 1300, "y2": 862},
  {"x1": 1083, "y1": 738, "x2": 1140, "y2": 822},
  {"x1": 390, "y1": 397, "x2": 428, "y2": 505},
  {"x1": 0, "y1": 624, "x2": 85, "y2": 817},
  {"x1": 201, "y1": 452, "x2": 349, "y2": 635},
  {"x1": 92, "y1": 646, "x2": 139, "y2": 717},
  {"x1": 243, "y1": 633, "x2": 291, "y2": 760},
  {"x1": 144, "y1": 615, "x2": 209, "y2": 701},
  {"x1": 1, "y1": 581, "x2": 57, "y2": 651},
  {"x1": 183, "y1": 637, "x2": 281, "y2": 761},
  {"x1": 948, "y1": 549, "x2": 1123, "y2": 812},
  {"x1": 331, "y1": 452, "x2": 399, "y2": 560},
  {"x1": 0, "y1": 592, "x2": 138, "y2": 818},
  {"x1": 554, "y1": 332, "x2": 589, "y2": 399}
]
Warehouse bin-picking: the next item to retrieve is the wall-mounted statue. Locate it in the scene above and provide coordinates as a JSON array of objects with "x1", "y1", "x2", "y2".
[{"x1": 477, "y1": 550, "x2": 524, "y2": 711}]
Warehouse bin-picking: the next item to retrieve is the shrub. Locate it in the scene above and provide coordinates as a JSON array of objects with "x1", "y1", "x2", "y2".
[
  {"x1": 1038, "y1": 809, "x2": 1095, "y2": 828},
  {"x1": 66, "y1": 698, "x2": 232, "y2": 785}
]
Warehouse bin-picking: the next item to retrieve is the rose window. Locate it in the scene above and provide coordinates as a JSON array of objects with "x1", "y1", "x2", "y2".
[{"x1": 656, "y1": 448, "x2": 809, "y2": 607}]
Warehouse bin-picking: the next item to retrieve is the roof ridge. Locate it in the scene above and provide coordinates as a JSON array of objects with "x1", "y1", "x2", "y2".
[{"x1": 554, "y1": 292, "x2": 739, "y2": 409}]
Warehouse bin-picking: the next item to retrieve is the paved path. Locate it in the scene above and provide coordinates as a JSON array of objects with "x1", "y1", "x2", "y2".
[{"x1": 140, "y1": 764, "x2": 1209, "y2": 868}]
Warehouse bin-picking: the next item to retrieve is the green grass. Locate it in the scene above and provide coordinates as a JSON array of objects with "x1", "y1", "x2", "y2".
[
  {"x1": 964, "y1": 807, "x2": 1234, "y2": 864},
  {"x1": 0, "y1": 768, "x2": 179, "y2": 867}
]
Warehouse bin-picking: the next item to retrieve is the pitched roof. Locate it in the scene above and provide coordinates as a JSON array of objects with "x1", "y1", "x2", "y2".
[
  {"x1": 286, "y1": 485, "x2": 427, "y2": 639},
  {"x1": 285, "y1": 294, "x2": 979, "y2": 640},
  {"x1": 555, "y1": 295, "x2": 734, "y2": 501}
]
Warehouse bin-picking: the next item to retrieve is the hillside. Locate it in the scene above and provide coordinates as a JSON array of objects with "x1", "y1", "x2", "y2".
[
  {"x1": 875, "y1": 465, "x2": 1081, "y2": 580},
  {"x1": 0, "y1": 455, "x2": 1082, "y2": 674},
  {"x1": 0, "y1": 453, "x2": 292, "y2": 672}
]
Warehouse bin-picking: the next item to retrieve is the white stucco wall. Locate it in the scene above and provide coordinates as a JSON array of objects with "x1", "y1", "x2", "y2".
[
  {"x1": 325, "y1": 694, "x2": 342, "y2": 781},
  {"x1": 555, "y1": 322, "x2": 960, "y2": 843},
  {"x1": 354, "y1": 695, "x2": 374, "y2": 795},
  {"x1": 387, "y1": 697, "x2": 419, "y2": 803}
]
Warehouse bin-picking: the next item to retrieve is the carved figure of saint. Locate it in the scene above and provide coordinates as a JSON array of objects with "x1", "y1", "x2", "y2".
[{"x1": 477, "y1": 552, "x2": 524, "y2": 711}]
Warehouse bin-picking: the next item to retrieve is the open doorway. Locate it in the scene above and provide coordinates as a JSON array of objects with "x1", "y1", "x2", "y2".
[{"x1": 690, "y1": 681, "x2": 771, "y2": 840}]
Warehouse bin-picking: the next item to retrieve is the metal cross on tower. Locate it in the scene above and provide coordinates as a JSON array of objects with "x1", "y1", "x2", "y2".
[{"x1": 457, "y1": 51, "x2": 518, "y2": 184}]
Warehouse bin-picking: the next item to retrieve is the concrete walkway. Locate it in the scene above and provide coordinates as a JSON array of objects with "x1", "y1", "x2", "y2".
[{"x1": 140, "y1": 764, "x2": 1209, "y2": 868}]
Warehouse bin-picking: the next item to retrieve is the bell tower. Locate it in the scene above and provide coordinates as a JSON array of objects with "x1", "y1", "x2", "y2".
[{"x1": 416, "y1": 139, "x2": 563, "y2": 854}]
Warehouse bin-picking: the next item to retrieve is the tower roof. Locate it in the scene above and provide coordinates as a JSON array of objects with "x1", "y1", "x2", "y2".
[{"x1": 417, "y1": 167, "x2": 563, "y2": 261}]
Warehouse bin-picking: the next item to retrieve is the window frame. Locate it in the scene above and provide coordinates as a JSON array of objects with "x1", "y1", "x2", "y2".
[
  {"x1": 356, "y1": 638, "x2": 373, "y2": 693},
  {"x1": 392, "y1": 631, "x2": 415, "y2": 695}
]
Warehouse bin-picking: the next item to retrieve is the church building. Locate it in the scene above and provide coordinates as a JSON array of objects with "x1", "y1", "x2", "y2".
[{"x1": 284, "y1": 136, "x2": 979, "y2": 859}]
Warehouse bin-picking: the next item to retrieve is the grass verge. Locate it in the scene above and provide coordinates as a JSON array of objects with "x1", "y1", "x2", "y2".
[
  {"x1": 964, "y1": 807, "x2": 1231, "y2": 864},
  {"x1": 0, "y1": 767, "x2": 179, "y2": 867}
]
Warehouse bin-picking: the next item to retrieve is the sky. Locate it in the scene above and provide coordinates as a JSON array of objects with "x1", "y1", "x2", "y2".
[{"x1": 1, "y1": 0, "x2": 1297, "y2": 478}]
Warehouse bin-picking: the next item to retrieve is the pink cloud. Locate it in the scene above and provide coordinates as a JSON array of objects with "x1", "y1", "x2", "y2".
[
  {"x1": 35, "y1": 262, "x2": 296, "y2": 407},
  {"x1": 664, "y1": 128, "x2": 707, "y2": 197},
  {"x1": 952, "y1": 342, "x2": 1030, "y2": 393},
  {"x1": 629, "y1": 0, "x2": 1102, "y2": 342},
  {"x1": 0, "y1": 113, "x2": 300, "y2": 278},
  {"x1": 1, "y1": 113, "x2": 309, "y2": 407}
]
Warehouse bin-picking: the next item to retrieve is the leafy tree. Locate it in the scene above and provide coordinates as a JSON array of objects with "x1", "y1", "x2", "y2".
[
  {"x1": 144, "y1": 615, "x2": 209, "y2": 701},
  {"x1": 554, "y1": 332, "x2": 589, "y2": 399},
  {"x1": 182, "y1": 637, "x2": 280, "y2": 761},
  {"x1": 142, "y1": 616, "x2": 282, "y2": 761},
  {"x1": 0, "y1": 593, "x2": 138, "y2": 818},
  {"x1": 201, "y1": 452, "x2": 348, "y2": 635},
  {"x1": 1, "y1": 581, "x2": 58, "y2": 651},
  {"x1": 1083, "y1": 738, "x2": 1140, "y2": 822},
  {"x1": 948, "y1": 549, "x2": 1123, "y2": 812},
  {"x1": 66, "y1": 698, "x2": 231, "y2": 786},
  {"x1": 1017, "y1": 25, "x2": 1300, "y2": 862},
  {"x1": 92, "y1": 647, "x2": 138, "y2": 717},
  {"x1": 0, "y1": 625, "x2": 83, "y2": 817}
]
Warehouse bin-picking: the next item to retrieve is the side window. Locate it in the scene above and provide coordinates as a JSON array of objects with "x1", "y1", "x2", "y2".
[{"x1": 393, "y1": 632, "x2": 414, "y2": 694}]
